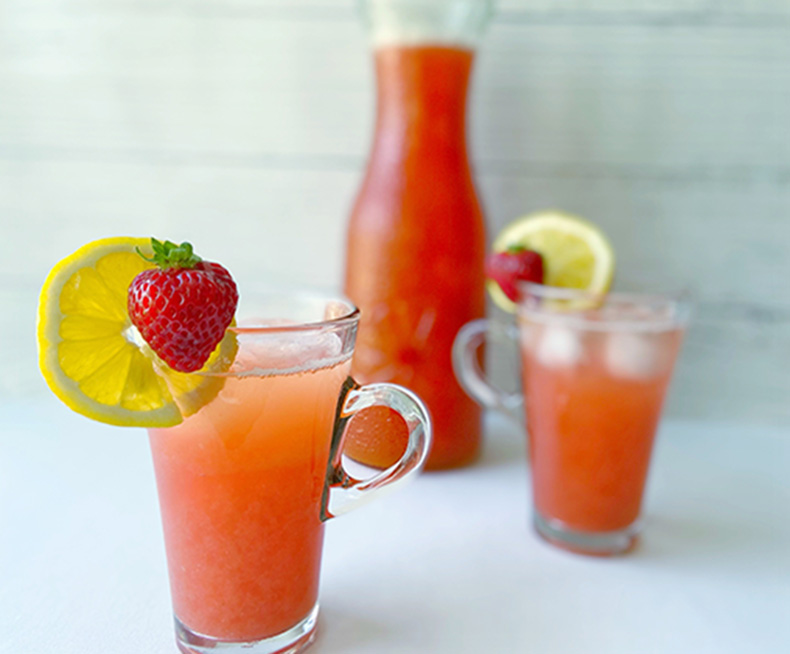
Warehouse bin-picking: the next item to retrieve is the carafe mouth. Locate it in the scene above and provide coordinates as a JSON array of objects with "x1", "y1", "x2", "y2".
[{"x1": 358, "y1": 0, "x2": 494, "y2": 48}]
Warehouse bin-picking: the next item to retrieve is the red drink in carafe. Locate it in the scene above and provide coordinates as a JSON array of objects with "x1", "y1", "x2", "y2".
[{"x1": 345, "y1": 9, "x2": 490, "y2": 471}]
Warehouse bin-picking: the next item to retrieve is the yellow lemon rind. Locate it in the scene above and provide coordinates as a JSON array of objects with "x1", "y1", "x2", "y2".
[
  {"x1": 36, "y1": 237, "x2": 182, "y2": 427},
  {"x1": 37, "y1": 236, "x2": 237, "y2": 428},
  {"x1": 489, "y1": 210, "x2": 615, "y2": 313}
]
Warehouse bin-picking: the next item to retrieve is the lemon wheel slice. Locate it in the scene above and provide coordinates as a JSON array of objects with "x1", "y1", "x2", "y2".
[
  {"x1": 37, "y1": 236, "x2": 237, "y2": 427},
  {"x1": 487, "y1": 210, "x2": 616, "y2": 312}
]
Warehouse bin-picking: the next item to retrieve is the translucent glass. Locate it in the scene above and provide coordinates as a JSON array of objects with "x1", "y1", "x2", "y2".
[
  {"x1": 454, "y1": 285, "x2": 691, "y2": 555},
  {"x1": 360, "y1": 0, "x2": 494, "y2": 47},
  {"x1": 345, "y1": 0, "x2": 492, "y2": 469},
  {"x1": 148, "y1": 291, "x2": 431, "y2": 653}
]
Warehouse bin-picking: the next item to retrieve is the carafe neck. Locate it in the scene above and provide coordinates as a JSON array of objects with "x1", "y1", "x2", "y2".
[
  {"x1": 373, "y1": 44, "x2": 473, "y2": 156},
  {"x1": 360, "y1": 0, "x2": 492, "y2": 168}
]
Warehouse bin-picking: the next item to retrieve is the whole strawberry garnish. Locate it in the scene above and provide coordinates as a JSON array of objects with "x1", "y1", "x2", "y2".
[
  {"x1": 485, "y1": 246, "x2": 544, "y2": 302},
  {"x1": 128, "y1": 239, "x2": 238, "y2": 373}
]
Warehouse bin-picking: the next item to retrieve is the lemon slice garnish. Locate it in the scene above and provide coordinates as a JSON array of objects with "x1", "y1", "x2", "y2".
[
  {"x1": 37, "y1": 236, "x2": 237, "y2": 427},
  {"x1": 488, "y1": 210, "x2": 616, "y2": 312}
]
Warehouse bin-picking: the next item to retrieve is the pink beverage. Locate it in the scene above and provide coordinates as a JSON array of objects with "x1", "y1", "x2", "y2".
[
  {"x1": 454, "y1": 285, "x2": 690, "y2": 555},
  {"x1": 522, "y1": 322, "x2": 684, "y2": 541},
  {"x1": 344, "y1": 0, "x2": 492, "y2": 471},
  {"x1": 148, "y1": 293, "x2": 431, "y2": 654},
  {"x1": 518, "y1": 287, "x2": 690, "y2": 554},
  {"x1": 149, "y1": 358, "x2": 351, "y2": 641}
]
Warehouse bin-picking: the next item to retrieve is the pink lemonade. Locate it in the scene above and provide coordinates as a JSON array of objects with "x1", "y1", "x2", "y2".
[
  {"x1": 36, "y1": 237, "x2": 431, "y2": 654},
  {"x1": 149, "y1": 339, "x2": 351, "y2": 642},
  {"x1": 344, "y1": 44, "x2": 486, "y2": 470},
  {"x1": 520, "y1": 316, "x2": 685, "y2": 542}
]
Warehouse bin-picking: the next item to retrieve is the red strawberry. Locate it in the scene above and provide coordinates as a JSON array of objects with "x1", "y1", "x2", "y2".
[
  {"x1": 485, "y1": 246, "x2": 544, "y2": 302},
  {"x1": 128, "y1": 239, "x2": 238, "y2": 373}
]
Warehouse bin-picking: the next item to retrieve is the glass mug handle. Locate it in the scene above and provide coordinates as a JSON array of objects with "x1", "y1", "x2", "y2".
[
  {"x1": 322, "y1": 378, "x2": 432, "y2": 520},
  {"x1": 452, "y1": 319, "x2": 524, "y2": 423}
]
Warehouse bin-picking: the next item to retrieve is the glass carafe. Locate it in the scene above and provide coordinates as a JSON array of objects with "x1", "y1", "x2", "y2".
[{"x1": 344, "y1": 0, "x2": 493, "y2": 470}]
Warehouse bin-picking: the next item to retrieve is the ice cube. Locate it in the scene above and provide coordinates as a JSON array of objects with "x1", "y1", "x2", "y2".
[
  {"x1": 518, "y1": 321, "x2": 541, "y2": 353},
  {"x1": 605, "y1": 332, "x2": 666, "y2": 380},
  {"x1": 535, "y1": 325, "x2": 584, "y2": 368}
]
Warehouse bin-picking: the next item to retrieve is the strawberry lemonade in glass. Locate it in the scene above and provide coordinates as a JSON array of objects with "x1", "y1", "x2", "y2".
[
  {"x1": 517, "y1": 284, "x2": 690, "y2": 554},
  {"x1": 455, "y1": 283, "x2": 690, "y2": 555},
  {"x1": 37, "y1": 238, "x2": 431, "y2": 654}
]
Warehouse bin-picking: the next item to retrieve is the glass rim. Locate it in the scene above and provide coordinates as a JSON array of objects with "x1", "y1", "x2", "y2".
[
  {"x1": 516, "y1": 282, "x2": 693, "y2": 330},
  {"x1": 229, "y1": 289, "x2": 361, "y2": 334}
]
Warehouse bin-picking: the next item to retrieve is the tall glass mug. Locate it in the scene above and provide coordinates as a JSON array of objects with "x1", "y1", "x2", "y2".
[
  {"x1": 148, "y1": 291, "x2": 431, "y2": 653},
  {"x1": 454, "y1": 284, "x2": 690, "y2": 555},
  {"x1": 344, "y1": 0, "x2": 493, "y2": 470}
]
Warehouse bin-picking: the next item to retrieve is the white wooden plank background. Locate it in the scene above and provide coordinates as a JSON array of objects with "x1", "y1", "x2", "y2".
[{"x1": 1, "y1": 0, "x2": 788, "y2": 424}]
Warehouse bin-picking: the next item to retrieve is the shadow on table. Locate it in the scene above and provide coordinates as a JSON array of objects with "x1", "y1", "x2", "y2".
[
  {"x1": 631, "y1": 509, "x2": 785, "y2": 580},
  {"x1": 312, "y1": 606, "x2": 395, "y2": 652}
]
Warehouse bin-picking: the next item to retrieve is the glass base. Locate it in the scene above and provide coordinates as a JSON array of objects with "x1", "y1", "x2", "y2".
[
  {"x1": 175, "y1": 603, "x2": 319, "y2": 654},
  {"x1": 533, "y1": 511, "x2": 641, "y2": 556}
]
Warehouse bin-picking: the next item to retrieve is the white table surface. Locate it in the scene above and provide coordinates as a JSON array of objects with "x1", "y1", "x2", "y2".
[{"x1": 1, "y1": 400, "x2": 789, "y2": 654}]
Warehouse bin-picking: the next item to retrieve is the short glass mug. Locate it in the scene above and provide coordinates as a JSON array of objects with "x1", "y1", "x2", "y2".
[
  {"x1": 454, "y1": 283, "x2": 690, "y2": 555},
  {"x1": 147, "y1": 291, "x2": 431, "y2": 653}
]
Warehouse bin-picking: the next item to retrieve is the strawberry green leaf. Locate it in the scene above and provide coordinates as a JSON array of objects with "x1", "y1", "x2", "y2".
[{"x1": 137, "y1": 238, "x2": 202, "y2": 270}]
